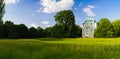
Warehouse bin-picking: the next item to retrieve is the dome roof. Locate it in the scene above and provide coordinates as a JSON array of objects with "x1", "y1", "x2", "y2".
[{"x1": 83, "y1": 20, "x2": 95, "y2": 24}]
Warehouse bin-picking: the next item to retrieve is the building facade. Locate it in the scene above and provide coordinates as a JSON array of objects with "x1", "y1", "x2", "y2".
[{"x1": 82, "y1": 18, "x2": 97, "y2": 38}]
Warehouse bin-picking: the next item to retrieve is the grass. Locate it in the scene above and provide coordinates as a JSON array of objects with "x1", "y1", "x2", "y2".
[{"x1": 0, "y1": 38, "x2": 120, "y2": 59}]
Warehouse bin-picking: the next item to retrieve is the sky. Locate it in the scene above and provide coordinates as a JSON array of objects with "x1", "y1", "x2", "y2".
[{"x1": 3, "y1": 0, "x2": 120, "y2": 28}]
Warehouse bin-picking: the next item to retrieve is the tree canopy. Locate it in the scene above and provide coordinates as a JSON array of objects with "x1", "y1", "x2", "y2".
[
  {"x1": 112, "y1": 19, "x2": 120, "y2": 37},
  {"x1": 94, "y1": 18, "x2": 114, "y2": 38},
  {"x1": 51, "y1": 10, "x2": 82, "y2": 38},
  {"x1": 0, "y1": 0, "x2": 5, "y2": 24},
  {"x1": 54, "y1": 10, "x2": 75, "y2": 25}
]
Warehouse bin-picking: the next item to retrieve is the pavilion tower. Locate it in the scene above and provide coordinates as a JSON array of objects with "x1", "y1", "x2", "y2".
[{"x1": 82, "y1": 17, "x2": 97, "y2": 38}]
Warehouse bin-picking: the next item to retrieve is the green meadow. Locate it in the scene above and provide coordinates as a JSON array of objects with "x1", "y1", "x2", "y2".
[{"x1": 0, "y1": 38, "x2": 120, "y2": 59}]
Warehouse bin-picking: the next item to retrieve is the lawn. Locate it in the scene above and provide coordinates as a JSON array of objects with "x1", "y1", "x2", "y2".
[{"x1": 0, "y1": 38, "x2": 120, "y2": 59}]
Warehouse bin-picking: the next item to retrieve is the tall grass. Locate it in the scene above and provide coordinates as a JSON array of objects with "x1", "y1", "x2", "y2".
[{"x1": 0, "y1": 38, "x2": 120, "y2": 59}]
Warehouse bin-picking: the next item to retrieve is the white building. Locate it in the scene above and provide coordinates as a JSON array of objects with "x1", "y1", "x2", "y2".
[{"x1": 82, "y1": 18, "x2": 97, "y2": 38}]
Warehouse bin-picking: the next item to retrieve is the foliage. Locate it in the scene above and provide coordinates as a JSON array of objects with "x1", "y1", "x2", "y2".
[
  {"x1": 112, "y1": 19, "x2": 120, "y2": 37},
  {"x1": 0, "y1": 0, "x2": 5, "y2": 24},
  {"x1": 4, "y1": 21, "x2": 17, "y2": 39},
  {"x1": 53, "y1": 10, "x2": 82, "y2": 38},
  {"x1": 28, "y1": 27, "x2": 39, "y2": 38},
  {"x1": 15, "y1": 24, "x2": 28, "y2": 38},
  {"x1": 54, "y1": 10, "x2": 75, "y2": 25},
  {"x1": 44, "y1": 27, "x2": 53, "y2": 37},
  {"x1": 37, "y1": 27, "x2": 45, "y2": 37},
  {"x1": 50, "y1": 24, "x2": 82, "y2": 38},
  {"x1": 75, "y1": 25, "x2": 82, "y2": 37},
  {"x1": 0, "y1": 24, "x2": 4, "y2": 38},
  {"x1": 0, "y1": 0, "x2": 5, "y2": 38},
  {"x1": 94, "y1": 18, "x2": 114, "y2": 38}
]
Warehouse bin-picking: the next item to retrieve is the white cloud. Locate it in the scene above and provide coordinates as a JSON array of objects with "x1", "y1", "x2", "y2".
[
  {"x1": 40, "y1": 0, "x2": 74, "y2": 13},
  {"x1": 4, "y1": 0, "x2": 19, "y2": 4},
  {"x1": 41, "y1": 21, "x2": 50, "y2": 27},
  {"x1": 83, "y1": 5, "x2": 95, "y2": 17},
  {"x1": 41, "y1": 21, "x2": 49, "y2": 25},
  {"x1": 88, "y1": 5, "x2": 95, "y2": 8},
  {"x1": 31, "y1": 23, "x2": 39, "y2": 28}
]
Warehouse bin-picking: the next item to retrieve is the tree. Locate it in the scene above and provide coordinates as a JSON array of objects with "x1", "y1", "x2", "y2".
[
  {"x1": 28, "y1": 27, "x2": 38, "y2": 38},
  {"x1": 54, "y1": 10, "x2": 75, "y2": 25},
  {"x1": 0, "y1": 24, "x2": 4, "y2": 38},
  {"x1": 0, "y1": 0, "x2": 5, "y2": 38},
  {"x1": 112, "y1": 19, "x2": 120, "y2": 37},
  {"x1": 43, "y1": 27, "x2": 53, "y2": 38},
  {"x1": 4, "y1": 21, "x2": 17, "y2": 39},
  {"x1": 0, "y1": 0, "x2": 5, "y2": 24},
  {"x1": 15, "y1": 24, "x2": 28, "y2": 38},
  {"x1": 50, "y1": 24, "x2": 63, "y2": 38},
  {"x1": 52, "y1": 10, "x2": 81, "y2": 38},
  {"x1": 75, "y1": 25, "x2": 82, "y2": 37},
  {"x1": 37, "y1": 27, "x2": 45, "y2": 37},
  {"x1": 94, "y1": 18, "x2": 114, "y2": 38}
]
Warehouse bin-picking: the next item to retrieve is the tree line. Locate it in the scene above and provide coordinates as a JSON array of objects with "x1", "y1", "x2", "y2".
[
  {"x1": 94, "y1": 18, "x2": 120, "y2": 38},
  {"x1": 0, "y1": 20, "x2": 82, "y2": 39}
]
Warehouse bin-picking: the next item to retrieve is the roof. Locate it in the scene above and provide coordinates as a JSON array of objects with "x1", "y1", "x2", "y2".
[{"x1": 83, "y1": 20, "x2": 95, "y2": 24}]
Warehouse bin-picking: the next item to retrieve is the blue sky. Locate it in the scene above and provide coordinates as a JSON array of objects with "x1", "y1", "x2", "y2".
[{"x1": 3, "y1": 0, "x2": 120, "y2": 28}]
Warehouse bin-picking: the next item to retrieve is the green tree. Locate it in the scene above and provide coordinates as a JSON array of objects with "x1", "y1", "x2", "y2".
[
  {"x1": 50, "y1": 24, "x2": 63, "y2": 38},
  {"x1": 0, "y1": 0, "x2": 5, "y2": 38},
  {"x1": 112, "y1": 19, "x2": 120, "y2": 37},
  {"x1": 52, "y1": 10, "x2": 81, "y2": 38},
  {"x1": 15, "y1": 24, "x2": 28, "y2": 38},
  {"x1": 54, "y1": 10, "x2": 75, "y2": 25},
  {"x1": 0, "y1": 0, "x2": 5, "y2": 24},
  {"x1": 75, "y1": 25, "x2": 82, "y2": 37},
  {"x1": 94, "y1": 18, "x2": 114, "y2": 38},
  {"x1": 4, "y1": 21, "x2": 17, "y2": 39},
  {"x1": 28, "y1": 27, "x2": 38, "y2": 38},
  {"x1": 37, "y1": 27, "x2": 45, "y2": 37}
]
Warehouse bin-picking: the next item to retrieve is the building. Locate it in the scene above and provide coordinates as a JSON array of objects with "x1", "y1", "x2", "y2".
[{"x1": 82, "y1": 18, "x2": 97, "y2": 38}]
